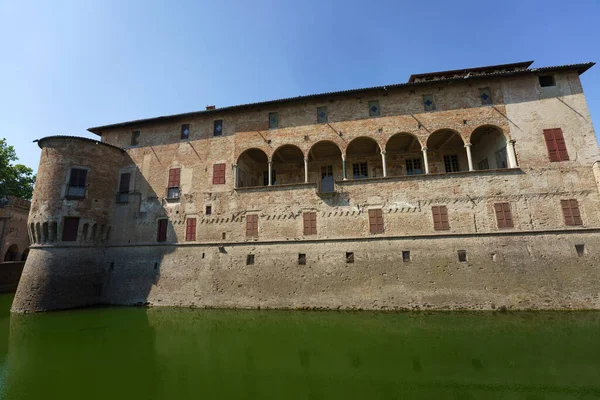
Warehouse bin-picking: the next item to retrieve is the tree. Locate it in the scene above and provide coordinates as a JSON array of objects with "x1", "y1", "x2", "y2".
[{"x1": 0, "y1": 138, "x2": 36, "y2": 200}]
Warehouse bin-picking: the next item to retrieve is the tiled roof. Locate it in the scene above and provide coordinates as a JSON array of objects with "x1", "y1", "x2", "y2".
[
  {"x1": 35, "y1": 135, "x2": 125, "y2": 152},
  {"x1": 87, "y1": 61, "x2": 595, "y2": 135}
]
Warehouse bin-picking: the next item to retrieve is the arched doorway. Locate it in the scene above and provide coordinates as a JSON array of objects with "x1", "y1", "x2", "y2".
[
  {"x1": 470, "y1": 125, "x2": 509, "y2": 170},
  {"x1": 236, "y1": 149, "x2": 269, "y2": 188},
  {"x1": 346, "y1": 137, "x2": 382, "y2": 179},
  {"x1": 271, "y1": 145, "x2": 305, "y2": 185},
  {"x1": 4, "y1": 244, "x2": 18, "y2": 262},
  {"x1": 21, "y1": 248, "x2": 29, "y2": 262},
  {"x1": 385, "y1": 133, "x2": 423, "y2": 176},
  {"x1": 308, "y1": 141, "x2": 343, "y2": 193},
  {"x1": 426, "y1": 130, "x2": 467, "y2": 174}
]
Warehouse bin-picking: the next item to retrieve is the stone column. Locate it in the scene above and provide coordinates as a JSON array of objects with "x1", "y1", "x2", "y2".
[
  {"x1": 381, "y1": 151, "x2": 387, "y2": 177},
  {"x1": 233, "y1": 164, "x2": 238, "y2": 189},
  {"x1": 465, "y1": 143, "x2": 474, "y2": 172},
  {"x1": 422, "y1": 147, "x2": 430, "y2": 174},
  {"x1": 268, "y1": 161, "x2": 273, "y2": 186},
  {"x1": 507, "y1": 139, "x2": 518, "y2": 168},
  {"x1": 342, "y1": 155, "x2": 347, "y2": 180},
  {"x1": 304, "y1": 157, "x2": 309, "y2": 183}
]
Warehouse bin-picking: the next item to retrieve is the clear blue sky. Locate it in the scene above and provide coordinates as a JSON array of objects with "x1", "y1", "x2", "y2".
[{"x1": 1, "y1": 0, "x2": 599, "y2": 172}]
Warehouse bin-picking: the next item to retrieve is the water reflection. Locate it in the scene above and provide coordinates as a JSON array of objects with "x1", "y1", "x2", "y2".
[{"x1": 0, "y1": 297, "x2": 599, "y2": 399}]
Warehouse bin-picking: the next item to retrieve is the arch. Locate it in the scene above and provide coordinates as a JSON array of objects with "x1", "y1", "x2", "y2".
[
  {"x1": 468, "y1": 124, "x2": 510, "y2": 142},
  {"x1": 4, "y1": 244, "x2": 18, "y2": 262},
  {"x1": 385, "y1": 133, "x2": 425, "y2": 176},
  {"x1": 470, "y1": 125, "x2": 509, "y2": 170},
  {"x1": 308, "y1": 140, "x2": 344, "y2": 192},
  {"x1": 21, "y1": 248, "x2": 29, "y2": 262},
  {"x1": 236, "y1": 148, "x2": 269, "y2": 188},
  {"x1": 426, "y1": 129, "x2": 469, "y2": 174},
  {"x1": 345, "y1": 136, "x2": 383, "y2": 179},
  {"x1": 271, "y1": 144, "x2": 305, "y2": 185}
]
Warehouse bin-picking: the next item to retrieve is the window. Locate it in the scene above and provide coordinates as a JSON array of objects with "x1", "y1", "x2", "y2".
[
  {"x1": 478, "y1": 158, "x2": 489, "y2": 170},
  {"x1": 458, "y1": 250, "x2": 467, "y2": 262},
  {"x1": 539, "y1": 75, "x2": 555, "y2": 87},
  {"x1": 246, "y1": 254, "x2": 255, "y2": 265},
  {"x1": 246, "y1": 215, "x2": 258, "y2": 237},
  {"x1": 543, "y1": 128, "x2": 569, "y2": 162},
  {"x1": 131, "y1": 131, "x2": 140, "y2": 146},
  {"x1": 205, "y1": 205, "x2": 212, "y2": 215},
  {"x1": 263, "y1": 169, "x2": 276, "y2": 186},
  {"x1": 157, "y1": 219, "x2": 168, "y2": 242},
  {"x1": 575, "y1": 244, "x2": 585, "y2": 257},
  {"x1": 561, "y1": 199, "x2": 582, "y2": 226},
  {"x1": 117, "y1": 172, "x2": 131, "y2": 203},
  {"x1": 352, "y1": 163, "x2": 368, "y2": 179},
  {"x1": 62, "y1": 217, "x2": 80, "y2": 241},
  {"x1": 368, "y1": 209, "x2": 384, "y2": 234},
  {"x1": 406, "y1": 159, "x2": 422, "y2": 175},
  {"x1": 167, "y1": 168, "x2": 180, "y2": 199},
  {"x1": 303, "y1": 212, "x2": 317, "y2": 235},
  {"x1": 346, "y1": 252, "x2": 354, "y2": 264},
  {"x1": 432, "y1": 206, "x2": 450, "y2": 230},
  {"x1": 213, "y1": 163, "x2": 226, "y2": 185},
  {"x1": 181, "y1": 124, "x2": 190, "y2": 140},
  {"x1": 368, "y1": 100, "x2": 380, "y2": 117},
  {"x1": 317, "y1": 106, "x2": 328, "y2": 123},
  {"x1": 494, "y1": 202, "x2": 514, "y2": 228},
  {"x1": 66, "y1": 168, "x2": 88, "y2": 199},
  {"x1": 443, "y1": 155, "x2": 460, "y2": 172},
  {"x1": 298, "y1": 253, "x2": 306, "y2": 265},
  {"x1": 402, "y1": 251, "x2": 410, "y2": 263},
  {"x1": 269, "y1": 112, "x2": 278, "y2": 129},
  {"x1": 495, "y1": 147, "x2": 508, "y2": 169},
  {"x1": 479, "y1": 88, "x2": 493, "y2": 105},
  {"x1": 213, "y1": 120, "x2": 223, "y2": 136},
  {"x1": 423, "y1": 94, "x2": 435, "y2": 111},
  {"x1": 186, "y1": 218, "x2": 196, "y2": 241}
]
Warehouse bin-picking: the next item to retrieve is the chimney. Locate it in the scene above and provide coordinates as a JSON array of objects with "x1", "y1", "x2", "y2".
[{"x1": 206, "y1": 105, "x2": 215, "y2": 110}]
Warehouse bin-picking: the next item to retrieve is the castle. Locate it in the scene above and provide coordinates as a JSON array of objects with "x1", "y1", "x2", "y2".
[{"x1": 12, "y1": 60, "x2": 600, "y2": 313}]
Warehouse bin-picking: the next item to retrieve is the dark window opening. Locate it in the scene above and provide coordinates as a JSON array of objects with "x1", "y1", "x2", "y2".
[
  {"x1": 402, "y1": 251, "x2": 410, "y2": 263},
  {"x1": 346, "y1": 252, "x2": 354, "y2": 264},
  {"x1": 62, "y1": 217, "x2": 80, "y2": 242},
  {"x1": 67, "y1": 168, "x2": 88, "y2": 199},
  {"x1": 368, "y1": 100, "x2": 380, "y2": 117},
  {"x1": 298, "y1": 253, "x2": 306, "y2": 265},
  {"x1": 263, "y1": 169, "x2": 276, "y2": 186},
  {"x1": 443, "y1": 155, "x2": 460, "y2": 173},
  {"x1": 247, "y1": 254, "x2": 255, "y2": 265},
  {"x1": 269, "y1": 112, "x2": 278, "y2": 129},
  {"x1": 222, "y1": 232, "x2": 226, "y2": 240},
  {"x1": 406, "y1": 159, "x2": 422, "y2": 175},
  {"x1": 157, "y1": 219, "x2": 168, "y2": 242},
  {"x1": 131, "y1": 131, "x2": 140, "y2": 146},
  {"x1": 117, "y1": 172, "x2": 131, "y2": 203},
  {"x1": 458, "y1": 250, "x2": 467, "y2": 262},
  {"x1": 206, "y1": 205, "x2": 212, "y2": 215},
  {"x1": 317, "y1": 106, "x2": 328, "y2": 123},
  {"x1": 575, "y1": 244, "x2": 585, "y2": 257},
  {"x1": 167, "y1": 168, "x2": 181, "y2": 199},
  {"x1": 539, "y1": 75, "x2": 555, "y2": 87},
  {"x1": 181, "y1": 124, "x2": 190, "y2": 140},
  {"x1": 352, "y1": 163, "x2": 368, "y2": 179},
  {"x1": 213, "y1": 163, "x2": 226, "y2": 185},
  {"x1": 214, "y1": 120, "x2": 223, "y2": 136}
]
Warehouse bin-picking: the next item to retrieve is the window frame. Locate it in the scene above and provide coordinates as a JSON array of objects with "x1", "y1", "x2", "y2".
[
  {"x1": 131, "y1": 131, "x2": 140, "y2": 146},
  {"x1": 539, "y1": 75, "x2": 556, "y2": 88},
  {"x1": 167, "y1": 168, "x2": 181, "y2": 199},
  {"x1": 443, "y1": 155, "x2": 460, "y2": 173},
  {"x1": 213, "y1": 120, "x2": 223, "y2": 136},
  {"x1": 478, "y1": 87, "x2": 493, "y2": 105},
  {"x1": 117, "y1": 172, "x2": 131, "y2": 204},
  {"x1": 406, "y1": 158, "x2": 423, "y2": 175},
  {"x1": 317, "y1": 106, "x2": 328, "y2": 123},
  {"x1": 368, "y1": 100, "x2": 380, "y2": 117},
  {"x1": 268, "y1": 112, "x2": 278, "y2": 129},
  {"x1": 423, "y1": 94, "x2": 435, "y2": 111},
  {"x1": 181, "y1": 124, "x2": 190, "y2": 140},
  {"x1": 62, "y1": 217, "x2": 80, "y2": 242},
  {"x1": 352, "y1": 162, "x2": 368, "y2": 179},
  {"x1": 157, "y1": 219, "x2": 168, "y2": 242},
  {"x1": 66, "y1": 167, "x2": 88, "y2": 200},
  {"x1": 246, "y1": 214, "x2": 258, "y2": 237}
]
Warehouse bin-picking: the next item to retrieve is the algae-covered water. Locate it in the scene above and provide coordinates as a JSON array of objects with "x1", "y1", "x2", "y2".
[{"x1": 0, "y1": 294, "x2": 599, "y2": 399}]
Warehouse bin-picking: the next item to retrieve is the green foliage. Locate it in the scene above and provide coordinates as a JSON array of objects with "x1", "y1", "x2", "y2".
[{"x1": 0, "y1": 138, "x2": 36, "y2": 200}]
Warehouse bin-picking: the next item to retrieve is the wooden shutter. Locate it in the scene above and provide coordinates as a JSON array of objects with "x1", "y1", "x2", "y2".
[
  {"x1": 213, "y1": 164, "x2": 226, "y2": 184},
  {"x1": 186, "y1": 218, "x2": 196, "y2": 241},
  {"x1": 543, "y1": 128, "x2": 569, "y2": 162},
  {"x1": 119, "y1": 173, "x2": 131, "y2": 193},
  {"x1": 62, "y1": 217, "x2": 80, "y2": 241},
  {"x1": 303, "y1": 212, "x2": 317, "y2": 235},
  {"x1": 246, "y1": 215, "x2": 258, "y2": 237},
  {"x1": 432, "y1": 206, "x2": 450, "y2": 230},
  {"x1": 561, "y1": 199, "x2": 582, "y2": 226},
  {"x1": 368, "y1": 209, "x2": 384, "y2": 234},
  {"x1": 168, "y1": 168, "x2": 180, "y2": 188},
  {"x1": 157, "y1": 219, "x2": 168, "y2": 242},
  {"x1": 494, "y1": 202, "x2": 514, "y2": 228}
]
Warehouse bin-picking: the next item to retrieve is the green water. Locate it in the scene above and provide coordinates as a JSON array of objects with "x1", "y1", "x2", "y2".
[{"x1": 0, "y1": 295, "x2": 599, "y2": 399}]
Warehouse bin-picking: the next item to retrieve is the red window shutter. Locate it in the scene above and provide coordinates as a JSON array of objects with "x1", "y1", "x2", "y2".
[
  {"x1": 168, "y1": 168, "x2": 180, "y2": 187},
  {"x1": 543, "y1": 129, "x2": 569, "y2": 162},
  {"x1": 562, "y1": 199, "x2": 582, "y2": 226},
  {"x1": 186, "y1": 218, "x2": 196, "y2": 241},
  {"x1": 246, "y1": 215, "x2": 258, "y2": 237},
  {"x1": 157, "y1": 219, "x2": 168, "y2": 242},
  {"x1": 432, "y1": 206, "x2": 449, "y2": 230},
  {"x1": 303, "y1": 212, "x2": 317, "y2": 235},
  {"x1": 213, "y1": 164, "x2": 226, "y2": 184},
  {"x1": 369, "y1": 209, "x2": 383, "y2": 234},
  {"x1": 553, "y1": 128, "x2": 569, "y2": 161}
]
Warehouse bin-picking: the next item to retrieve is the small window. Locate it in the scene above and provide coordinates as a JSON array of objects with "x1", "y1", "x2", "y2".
[
  {"x1": 247, "y1": 254, "x2": 255, "y2": 265},
  {"x1": 368, "y1": 209, "x2": 384, "y2": 234},
  {"x1": 157, "y1": 219, "x2": 168, "y2": 242},
  {"x1": 539, "y1": 75, "x2": 555, "y2": 87},
  {"x1": 406, "y1": 159, "x2": 422, "y2": 175},
  {"x1": 263, "y1": 169, "x2": 276, "y2": 186},
  {"x1": 131, "y1": 131, "x2": 140, "y2": 146},
  {"x1": 62, "y1": 217, "x2": 80, "y2": 242},
  {"x1": 479, "y1": 88, "x2": 493, "y2": 105},
  {"x1": 213, "y1": 120, "x2": 223, "y2": 136},
  {"x1": 246, "y1": 215, "x2": 258, "y2": 237},
  {"x1": 303, "y1": 212, "x2": 317, "y2": 235},
  {"x1": 167, "y1": 168, "x2": 180, "y2": 199},
  {"x1": 402, "y1": 251, "x2": 410, "y2": 263},
  {"x1": 575, "y1": 244, "x2": 585, "y2": 257},
  {"x1": 561, "y1": 199, "x2": 582, "y2": 226},
  {"x1": 205, "y1": 205, "x2": 212, "y2": 215},
  {"x1": 185, "y1": 218, "x2": 196, "y2": 241},
  {"x1": 494, "y1": 202, "x2": 514, "y2": 228},
  {"x1": 543, "y1": 128, "x2": 569, "y2": 162},
  {"x1": 269, "y1": 112, "x2": 278, "y2": 129},
  {"x1": 423, "y1": 94, "x2": 435, "y2": 111},
  {"x1": 432, "y1": 206, "x2": 450, "y2": 230},
  {"x1": 317, "y1": 106, "x2": 328, "y2": 123},
  {"x1": 443, "y1": 155, "x2": 460, "y2": 173},
  {"x1": 368, "y1": 100, "x2": 380, "y2": 117},
  {"x1": 352, "y1": 163, "x2": 368, "y2": 179},
  {"x1": 117, "y1": 172, "x2": 131, "y2": 203},
  {"x1": 181, "y1": 124, "x2": 190, "y2": 140},
  {"x1": 67, "y1": 168, "x2": 88, "y2": 199},
  {"x1": 346, "y1": 252, "x2": 354, "y2": 264},
  {"x1": 457, "y1": 250, "x2": 467, "y2": 262},
  {"x1": 298, "y1": 253, "x2": 306, "y2": 265},
  {"x1": 213, "y1": 163, "x2": 226, "y2": 185}
]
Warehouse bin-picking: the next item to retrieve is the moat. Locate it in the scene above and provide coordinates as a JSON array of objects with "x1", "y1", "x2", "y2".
[{"x1": 0, "y1": 294, "x2": 599, "y2": 399}]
